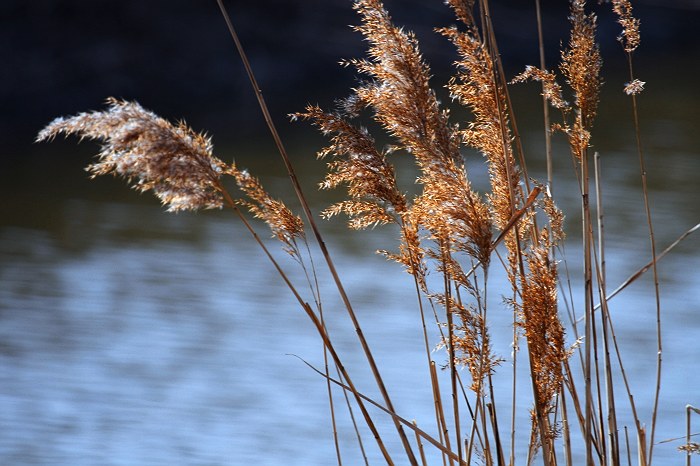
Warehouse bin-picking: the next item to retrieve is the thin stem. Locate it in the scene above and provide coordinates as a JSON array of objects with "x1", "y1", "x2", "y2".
[
  {"x1": 625, "y1": 426, "x2": 632, "y2": 466},
  {"x1": 217, "y1": 187, "x2": 395, "y2": 463},
  {"x1": 535, "y1": 0, "x2": 553, "y2": 189},
  {"x1": 215, "y1": 3, "x2": 418, "y2": 463},
  {"x1": 625, "y1": 52, "x2": 662, "y2": 465},
  {"x1": 294, "y1": 239, "x2": 344, "y2": 465},
  {"x1": 442, "y1": 243, "x2": 463, "y2": 463},
  {"x1": 401, "y1": 223, "x2": 449, "y2": 462},
  {"x1": 297, "y1": 356, "x2": 467, "y2": 465},
  {"x1": 560, "y1": 386, "x2": 573, "y2": 466},
  {"x1": 595, "y1": 223, "x2": 699, "y2": 308},
  {"x1": 581, "y1": 145, "x2": 595, "y2": 466},
  {"x1": 687, "y1": 406, "x2": 692, "y2": 466},
  {"x1": 335, "y1": 364, "x2": 370, "y2": 466},
  {"x1": 594, "y1": 152, "x2": 621, "y2": 466},
  {"x1": 588, "y1": 152, "x2": 610, "y2": 466},
  {"x1": 487, "y1": 402, "x2": 505, "y2": 466},
  {"x1": 413, "y1": 420, "x2": 429, "y2": 466},
  {"x1": 593, "y1": 273, "x2": 644, "y2": 455},
  {"x1": 510, "y1": 293, "x2": 517, "y2": 466},
  {"x1": 430, "y1": 362, "x2": 453, "y2": 466}
]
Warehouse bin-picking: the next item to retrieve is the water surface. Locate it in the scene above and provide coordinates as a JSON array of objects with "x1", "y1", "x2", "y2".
[{"x1": 2, "y1": 80, "x2": 699, "y2": 465}]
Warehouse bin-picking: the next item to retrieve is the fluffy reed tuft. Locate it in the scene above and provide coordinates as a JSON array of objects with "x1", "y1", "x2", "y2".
[
  {"x1": 440, "y1": 24, "x2": 520, "y2": 234},
  {"x1": 612, "y1": 0, "x2": 641, "y2": 53},
  {"x1": 624, "y1": 79, "x2": 645, "y2": 96},
  {"x1": 37, "y1": 98, "x2": 229, "y2": 212},
  {"x1": 679, "y1": 443, "x2": 700, "y2": 455},
  {"x1": 354, "y1": 0, "x2": 493, "y2": 266},
  {"x1": 442, "y1": 296, "x2": 501, "y2": 393},
  {"x1": 511, "y1": 66, "x2": 569, "y2": 111},
  {"x1": 560, "y1": 0, "x2": 602, "y2": 157},
  {"x1": 37, "y1": 98, "x2": 306, "y2": 251},
  {"x1": 229, "y1": 164, "x2": 306, "y2": 251},
  {"x1": 519, "y1": 228, "x2": 566, "y2": 413},
  {"x1": 294, "y1": 104, "x2": 407, "y2": 230}
]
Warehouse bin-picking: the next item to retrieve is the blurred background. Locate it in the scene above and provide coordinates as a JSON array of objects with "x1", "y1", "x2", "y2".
[{"x1": 1, "y1": 1, "x2": 699, "y2": 465}]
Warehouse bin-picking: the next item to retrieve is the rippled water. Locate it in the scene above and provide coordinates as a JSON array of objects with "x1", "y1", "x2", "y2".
[{"x1": 2, "y1": 87, "x2": 700, "y2": 464}]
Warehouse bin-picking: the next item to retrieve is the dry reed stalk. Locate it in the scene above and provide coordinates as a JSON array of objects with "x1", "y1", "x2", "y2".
[
  {"x1": 301, "y1": 3, "x2": 500, "y2": 462},
  {"x1": 293, "y1": 104, "x2": 407, "y2": 230},
  {"x1": 610, "y1": 2, "x2": 661, "y2": 463},
  {"x1": 594, "y1": 151, "x2": 622, "y2": 466},
  {"x1": 228, "y1": 165, "x2": 305, "y2": 253},
  {"x1": 307, "y1": 0, "x2": 579, "y2": 463},
  {"x1": 36, "y1": 95, "x2": 404, "y2": 464},
  {"x1": 534, "y1": 0, "x2": 553, "y2": 189},
  {"x1": 554, "y1": 3, "x2": 603, "y2": 465},
  {"x1": 215, "y1": 2, "x2": 421, "y2": 463},
  {"x1": 36, "y1": 98, "x2": 230, "y2": 212}
]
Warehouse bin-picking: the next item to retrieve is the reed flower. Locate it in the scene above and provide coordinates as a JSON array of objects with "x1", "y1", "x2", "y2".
[
  {"x1": 349, "y1": 0, "x2": 492, "y2": 266},
  {"x1": 441, "y1": 24, "x2": 522, "y2": 243},
  {"x1": 560, "y1": 0, "x2": 602, "y2": 157},
  {"x1": 294, "y1": 103, "x2": 407, "y2": 229},
  {"x1": 350, "y1": 0, "x2": 452, "y2": 162},
  {"x1": 520, "y1": 229, "x2": 566, "y2": 411},
  {"x1": 444, "y1": 0, "x2": 476, "y2": 27},
  {"x1": 679, "y1": 442, "x2": 700, "y2": 455},
  {"x1": 511, "y1": 66, "x2": 569, "y2": 111},
  {"x1": 439, "y1": 296, "x2": 500, "y2": 393},
  {"x1": 37, "y1": 98, "x2": 229, "y2": 212},
  {"x1": 229, "y1": 164, "x2": 305, "y2": 252},
  {"x1": 624, "y1": 79, "x2": 645, "y2": 96},
  {"x1": 611, "y1": 0, "x2": 641, "y2": 53}
]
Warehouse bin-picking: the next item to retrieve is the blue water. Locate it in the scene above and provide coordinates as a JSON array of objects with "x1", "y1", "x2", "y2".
[
  {"x1": 3, "y1": 72, "x2": 700, "y2": 465},
  {"x1": 1, "y1": 154, "x2": 699, "y2": 465}
]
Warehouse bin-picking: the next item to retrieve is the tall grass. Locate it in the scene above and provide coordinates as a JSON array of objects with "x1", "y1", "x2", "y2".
[{"x1": 37, "y1": 1, "x2": 698, "y2": 464}]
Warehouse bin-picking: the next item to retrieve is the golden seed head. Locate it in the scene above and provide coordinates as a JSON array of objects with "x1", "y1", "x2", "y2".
[{"x1": 37, "y1": 98, "x2": 229, "y2": 212}]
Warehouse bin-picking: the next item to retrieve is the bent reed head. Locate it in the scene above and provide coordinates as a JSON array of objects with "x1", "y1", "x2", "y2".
[{"x1": 37, "y1": 97, "x2": 230, "y2": 212}]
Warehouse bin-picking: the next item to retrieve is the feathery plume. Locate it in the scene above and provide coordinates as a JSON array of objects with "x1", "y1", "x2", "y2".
[
  {"x1": 444, "y1": 0, "x2": 476, "y2": 28},
  {"x1": 350, "y1": 0, "x2": 453, "y2": 162},
  {"x1": 229, "y1": 164, "x2": 305, "y2": 252},
  {"x1": 294, "y1": 104, "x2": 407, "y2": 230},
  {"x1": 520, "y1": 229, "x2": 566, "y2": 409},
  {"x1": 438, "y1": 296, "x2": 501, "y2": 393},
  {"x1": 560, "y1": 0, "x2": 602, "y2": 157},
  {"x1": 541, "y1": 185, "x2": 565, "y2": 243},
  {"x1": 352, "y1": 0, "x2": 493, "y2": 263},
  {"x1": 511, "y1": 65, "x2": 569, "y2": 111},
  {"x1": 312, "y1": 0, "x2": 493, "y2": 266},
  {"x1": 679, "y1": 443, "x2": 700, "y2": 455},
  {"x1": 37, "y1": 98, "x2": 229, "y2": 212},
  {"x1": 441, "y1": 25, "x2": 521, "y2": 235},
  {"x1": 623, "y1": 79, "x2": 645, "y2": 96},
  {"x1": 611, "y1": 0, "x2": 641, "y2": 53}
]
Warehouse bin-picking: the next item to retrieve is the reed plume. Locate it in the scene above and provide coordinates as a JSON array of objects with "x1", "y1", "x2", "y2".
[
  {"x1": 229, "y1": 164, "x2": 305, "y2": 250},
  {"x1": 349, "y1": 0, "x2": 492, "y2": 266},
  {"x1": 519, "y1": 228, "x2": 566, "y2": 417},
  {"x1": 611, "y1": 0, "x2": 641, "y2": 53},
  {"x1": 36, "y1": 98, "x2": 230, "y2": 212},
  {"x1": 441, "y1": 24, "x2": 522, "y2": 233},
  {"x1": 511, "y1": 66, "x2": 569, "y2": 111},
  {"x1": 294, "y1": 103, "x2": 407, "y2": 230},
  {"x1": 560, "y1": 0, "x2": 602, "y2": 158},
  {"x1": 441, "y1": 295, "x2": 500, "y2": 394}
]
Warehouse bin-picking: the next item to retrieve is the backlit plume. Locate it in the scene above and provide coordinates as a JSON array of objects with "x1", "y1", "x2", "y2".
[{"x1": 37, "y1": 98, "x2": 230, "y2": 212}]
